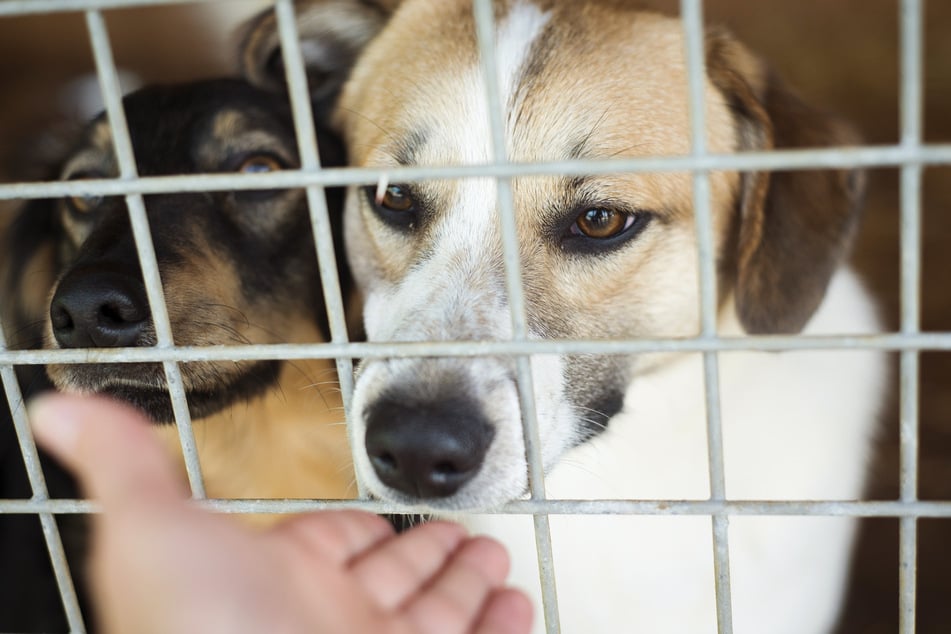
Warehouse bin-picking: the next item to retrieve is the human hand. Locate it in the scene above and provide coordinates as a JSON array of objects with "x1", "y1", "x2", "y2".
[{"x1": 29, "y1": 394, "x2": 532, "y2": 634}]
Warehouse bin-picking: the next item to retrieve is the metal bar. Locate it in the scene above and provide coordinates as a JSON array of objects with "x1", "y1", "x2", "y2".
[
  {"x1": 85, "y1": 9, "x2": 205, "y2": 498},
  {"x1": 0, "y1": 328, "x2": 48, "y2": 519},
  {"x1": 471, "y1": 0, "x2": 561, "y2": 630},
  {"x1": 6, "y1": 497, "x2": 951, "y2": 519},
  {"x1": 899, "y1": 352, "x2": 919, "y2": 634},
  {"x1": 272, "y1": 0, "x2": 358, "y2": 489},
  {"x1": 680, "y1": 0, "x2": 734, "y2": 630},
  {"x1": 2, "y1": 331, "x2": 951, "y2": 366},
  {"x1": 898, "y1": 0, "x2": 924, "y2": 630},
  {"x1": 0, "y1": 324, "x2": 87, "y2": 632},
  {"x1": 4, "y1": 143, "x2": 951, "y2": 201},
  {"x1": 704, "y1": 354, "x2": 733, "y2": 632},
  {"x1": 0, "y1": 0, "x2": 215, "y2": 16}
]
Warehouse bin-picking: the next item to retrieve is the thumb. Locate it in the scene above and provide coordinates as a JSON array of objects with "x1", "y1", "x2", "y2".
[{"x1": 28, "y1": 393, "x2": 188, "y2": 509}]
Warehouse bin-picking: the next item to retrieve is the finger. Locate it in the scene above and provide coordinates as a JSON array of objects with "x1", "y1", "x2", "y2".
[
  {"x1": 269, "y1": 510, "x2": 395, "y2": 566},
  {"x1": 28, "y1": 393, "x2": 187, "y2": 508},
  {"x1": 473, "y1": 589, "x2": 534, "y2": 634},
  {"x1": 349, "y1": 520, "x2": 467, "y2": 610},
  {"x1": 402, "y1": 536, "x2": 510, "y2": 634}
]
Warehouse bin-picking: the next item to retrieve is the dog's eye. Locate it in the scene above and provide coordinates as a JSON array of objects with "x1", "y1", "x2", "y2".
[
  {"x1": 560, "y1": 207, "x2": 651, "y2": 254},
  {"x1": 68, "y1": 193, "x2": 103, "y2": 214},
  {"x1": 570, "y1": 208, "x2": 634, "y2": 239},
  {"x1": 379, "y1": 185, "x2": 415, "y2": 212},
  {"x1": 65, "y1": 173, "x2": 104, "y2": 214},
  {"x1": 365, "y1": 184, "x2": 420, "y2": 230},
  {"x1": 238, "y1": 154, "x2": 283, "y2": 174}
]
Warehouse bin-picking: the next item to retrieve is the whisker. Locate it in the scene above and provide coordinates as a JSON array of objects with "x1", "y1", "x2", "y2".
[
  {"x1": 300, "y1": 380, "x2": 343, "y2": 390},
  {"x1": 555, "y1": 458, "x2": 603, "y2": 480},
  {"x1": 335, "y1": 106, "x2": 401, "y2": 149},
  {"x1": 4, "y1": 319, "x2": 49, "y2": 349}
]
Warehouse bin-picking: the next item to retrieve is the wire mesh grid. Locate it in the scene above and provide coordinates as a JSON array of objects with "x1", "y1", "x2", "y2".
[{"x1": 0, "y1": 0, "x2": 946, "y2": 632}]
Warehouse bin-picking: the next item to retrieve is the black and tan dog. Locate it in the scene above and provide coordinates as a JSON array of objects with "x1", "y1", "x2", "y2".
[{"x1": 0, "y1": 78, "x2": 355, "y2": 632}]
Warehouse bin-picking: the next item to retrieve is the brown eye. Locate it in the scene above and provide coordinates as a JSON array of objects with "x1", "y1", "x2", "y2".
[
  {"x1": 380, "y1": 185, "x2": 414, "y2": 212},
  {"x1": 68, "y1": 193, "x2": 102, "y2": 214},
  {"x1": 365, "y1": 183, "x2": 420, "y2": 230},
  {"x1": 238, "y1": 154, "x2": 283, "y2": 174},
  {"x1": 571, "y1": 208, "x2": 633, "y2": 239},
  {"x1": 65, "y1": 173, "x2": 104, "y2": 214}
]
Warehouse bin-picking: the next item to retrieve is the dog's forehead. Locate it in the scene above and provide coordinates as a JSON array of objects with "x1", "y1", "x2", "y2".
[
  {"x1": 344, "y1": 1, "x2": 734, "y2": 161},
  {"x1": 69, "y1": 104, "x2": 296, "y2": 178},
  {"x1": 343, "y1": 0, "x2": 738, "y2": 224},
  {"x1": 87, "y1": 118, "x2": 113, "y2": 152},
  {"x1": 205, "y1": 107, "x2": 287, "y2": 140},
  {"x1": 192, "y1": 107, "x2": 298, "y2": 167},
  {"x1": 60, "y1": 118, "x2": 117, "y2": 179},
  {"x1": 210, "y1": 108, "x2": 252, "y2": 137}
]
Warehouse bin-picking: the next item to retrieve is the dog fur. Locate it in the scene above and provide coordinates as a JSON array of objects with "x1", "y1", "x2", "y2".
[
  {"x1": 243, "y1": 1, "x2": 888, "y2": 632},
  {"x1": 0, "y1": 78, "x2": 354, "y2": 631}
]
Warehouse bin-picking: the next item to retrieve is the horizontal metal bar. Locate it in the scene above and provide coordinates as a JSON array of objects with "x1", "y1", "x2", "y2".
[
  {"x1": 2, "y1": 144, "x2": 951, "y2": 202},
  {"x1": 4, "y1": 497, "x2": 951, "y2": 518},
  {"x1": 0, "y1": 0, "x2": 217, "y2": 16},
  {"x1": 2, "y1": 332, "x2": 949, "y2": 366}
]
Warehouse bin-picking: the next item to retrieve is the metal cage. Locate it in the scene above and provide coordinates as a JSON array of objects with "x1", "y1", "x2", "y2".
[{"x1": 0, "y1": 0, "x2": 948, "y2": 632}]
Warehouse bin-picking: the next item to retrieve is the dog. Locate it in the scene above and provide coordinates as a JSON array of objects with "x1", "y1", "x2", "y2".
[
  {"x1": 0, "y1": 78, "x2": 354, "y2": 632},
  {"x1": 241, "y1": 1, "x2": 888, "y2": 632}
]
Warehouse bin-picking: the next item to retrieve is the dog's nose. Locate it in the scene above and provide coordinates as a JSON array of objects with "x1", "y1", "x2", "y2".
[
  {"x1": 364, "y1": 396, "x2": 495, "y2": 499},
  {"x1": 50, "y1": 269, "x2": 150, "y2": 348}
]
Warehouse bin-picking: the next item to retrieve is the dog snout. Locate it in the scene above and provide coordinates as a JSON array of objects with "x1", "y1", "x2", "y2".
[
  {"x1": 364, "y1": 393, "x2": 496, "y2": 499},
  {"x1": 50, "y1": 267, "x2": 150, "y2": 348}
]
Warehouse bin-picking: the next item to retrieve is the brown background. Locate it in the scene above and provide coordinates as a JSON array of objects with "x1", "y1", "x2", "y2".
[
  {"x1": 0, "y1": 0, "x2": 948, "y2": 631},
  {"x1": 646, "y1": 3, "x2": 950, "y2": 631}
]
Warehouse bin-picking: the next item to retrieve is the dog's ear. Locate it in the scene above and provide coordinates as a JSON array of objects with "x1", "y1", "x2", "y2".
[
  {"x1": 239, "y1": 0, "x2": 400, "y2": 116},
  {"x1": 706, "y1": 30, "x2": 865, "y2": 334}
]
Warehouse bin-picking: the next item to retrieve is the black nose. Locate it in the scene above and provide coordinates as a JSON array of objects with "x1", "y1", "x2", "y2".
[
  {"x1": 364, "y1": 394, "x2": 495, "y2": 499},
  {"x1": 50, "y1": 268, "x2": 150, "y2": 348}
]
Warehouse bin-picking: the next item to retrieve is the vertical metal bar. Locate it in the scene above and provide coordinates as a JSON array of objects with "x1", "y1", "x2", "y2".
[
  {"x1": 898, "y1": 1, "x2": 923, "y2": 631},
  {"x1": 0, "y1": 321, "x2": 87, "y2": 632},
  {"x1": 85, "y1": 10, "x2": 205, "y2": 498},
  {"x1": 272, "y1": 0, "x2": 359, "y2": 492},
  {"x1": 472, "y1": 0, "x2": 561, "y2": 631},
  {"x1": 680, "y1": 0, "x2": 734, "y2": 631},
  {"x1": 899, "y1": 350, "x2": 920, "y2": 634}
]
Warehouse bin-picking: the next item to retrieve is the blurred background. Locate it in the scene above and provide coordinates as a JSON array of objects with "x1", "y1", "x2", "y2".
[
  {"x1": 653, "y1": 3, "x2": 950, "y2": 631},
  {"x1": 0, "y1": 0, "x2": 948, "y2": 631}
]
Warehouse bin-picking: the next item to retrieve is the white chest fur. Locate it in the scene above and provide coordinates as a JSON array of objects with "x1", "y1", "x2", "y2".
[{"x1": 464, "y1": 269, "x2": 886, "y2": 634}]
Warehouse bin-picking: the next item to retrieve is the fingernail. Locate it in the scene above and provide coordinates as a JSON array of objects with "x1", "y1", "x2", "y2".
[{"x1": 27, "y1": 394, "x2": 81, "y2": 454}]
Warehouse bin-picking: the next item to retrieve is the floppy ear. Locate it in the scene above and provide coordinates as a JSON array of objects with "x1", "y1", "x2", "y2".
[
  {"x1": 706, "y1": 30, "x2": 866, "y2": 334},
  {"x1": 239, "y1": 0, "x2": 400, "y2": 118}
]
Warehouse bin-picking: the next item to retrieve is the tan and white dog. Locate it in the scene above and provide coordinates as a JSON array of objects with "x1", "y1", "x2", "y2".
[{"x1": 243, "y1": 1, "x2": 886, "y2": 631}]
